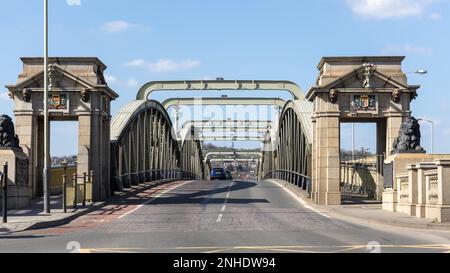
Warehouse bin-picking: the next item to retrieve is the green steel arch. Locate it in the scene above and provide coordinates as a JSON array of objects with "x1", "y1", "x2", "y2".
[
  {"x1": 110, "y1": 100, "x2": 205, "y2": 189},
  {"x1": 137, "y1": 80, "x2": 304, "y2": 101},
  {"x1": 261, "y1": 100, "x2": 313, "y2": 190}
]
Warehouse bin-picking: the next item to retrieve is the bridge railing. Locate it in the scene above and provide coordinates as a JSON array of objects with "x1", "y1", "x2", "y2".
[
  {"x1": 264, "y1": 169, "x2": 311, "y2": 195},
  {"x1": 116, "y1": 169, "x2": 200, "y2": 188},
  {"x1": 393, "y1": 159, "x2": 450, "y2": 222}
]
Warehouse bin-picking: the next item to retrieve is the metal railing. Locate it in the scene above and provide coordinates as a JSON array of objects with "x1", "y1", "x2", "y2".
[
  {"x1": 62, "y1": 171, "x2": 93, "y2": 213},
  {"x1": 1, "y1": 162, "x2": 8, "y2": 223},
  {"x1": 264, "y1": 169, "x2": 311, "y2": 194},
  {"x1": 115, "y1": 168, "x2": 201, "y2": 190}
]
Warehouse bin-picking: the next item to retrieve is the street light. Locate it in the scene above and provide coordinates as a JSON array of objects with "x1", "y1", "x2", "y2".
[
  {"x1": 43, "y1": 0, "x2": 51, "y2": 214},
  {"x1": 406, "y1": 70, "x2": 428, "y2": 75},
  {"x1": 418, "y1": 119, "x2": 434, "y2": 154},
  {"x1": 414, "y1": 70, "x2": 428, "y2": 75}
]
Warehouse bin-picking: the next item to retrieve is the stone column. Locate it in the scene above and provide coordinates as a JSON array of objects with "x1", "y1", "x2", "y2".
[
  {"x1": 376, "y1": 119, "x2": 387, "y2": 199},
  {"x1": 406, "y1": 164, "x2": 419, "y2": 216},
  {"x1": 77, "y1": 113, "x2": 91, "y2": 193},
  {"x1": 436, "y1": 159, "x2": 450, "y2": 222},
  {"x1": 78, "y1": 112, "x2": 108, "y2": 201},
  {"x1": 416, "y1": 162, "x2": 436, "y2": 218},
  {"x1": 14, "y1": 114, "x2": 39, "y2": 197},
  {"x1": 313, "y1": 113, "x2": 341, "y2": 205},
  {"x1": 386, "y1": 114, "x2": 404, "y2": 155}
]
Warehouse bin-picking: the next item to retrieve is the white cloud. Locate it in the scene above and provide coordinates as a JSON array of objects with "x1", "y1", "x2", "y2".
[
  {"x1": 66, "y1": 0, "x2": 81, "y2": 6},
  {"x1": 381, "y1": 44, "x2": 433, "y2": 55},
  {"x1": 105, "y1": 74, "x2": 117, "y2": 84},
  {"x1": 125, "y1": 59, "x2": 146, "y2": 67},
  {"x1": 0, "y1": 92, "x2": 10, "y2": 101},
  {"x1": 101, "y1": 20, "x2": 148, "y2": 33},
  {"x1": 124, "y1": 59, "x2": 201, "y2": 73},
  {"x1": 149, "y1": 59, "x2": 201, "y2": 72},
  {"x1": 127, "y1": 78, "x2": 139, "y2": 87},
  {"x1": 430, "y1": 13, "x2": 442, "y2": 20},
  {"x1": 346, "y1": 0, "x2": 436, "y2": 19}
]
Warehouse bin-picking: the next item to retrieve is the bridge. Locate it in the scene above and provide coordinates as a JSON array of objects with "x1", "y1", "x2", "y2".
[
  {"x1": 5, "y1": 56, "x2": 447, "y2": 211},
  {"x1": 3, "y1": 56, "x2": 450, "y2": 254}
]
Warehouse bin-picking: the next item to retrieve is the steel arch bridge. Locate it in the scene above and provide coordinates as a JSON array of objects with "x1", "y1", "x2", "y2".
[
  {"x1": 260, "y1": 100, "x2": 313, "y2": 191},
  {"x1": 109, "y1": 79, "x2": 313, "y2": 197},
  {"x1": 110, "y1": 100, "x2": 205, "y2": 191}
]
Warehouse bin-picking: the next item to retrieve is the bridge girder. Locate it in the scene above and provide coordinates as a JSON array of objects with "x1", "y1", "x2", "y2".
[
  {"x1": 137, "y1": 80, "x2": 304, "y2": 101},
  {"x1": 205, "y1": 151, "x2": 263, "y2": 160},
  {"x1": 162, "y1": 97, "x2": 287, "y2": 110},
  {"x1": 260, "y1": 100, "x2": 313, "y2": 187},
  {"x1": 182, "y1": 120, "x2": 273, "y2": 130},
  {"x1": 110, "y1": 100, "x2": 206, "y2": 188}
]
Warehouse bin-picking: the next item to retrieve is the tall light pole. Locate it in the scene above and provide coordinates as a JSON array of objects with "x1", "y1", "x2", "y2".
[
  {"x1": 43, "y1": 0, "x2": 51, "y2": 214},
  {"x1": 352, "y1": 123, "x2": 355, "y2": 161},
  {"x1": 418, "y1": 119, "x2": 434, "y2": 154}
]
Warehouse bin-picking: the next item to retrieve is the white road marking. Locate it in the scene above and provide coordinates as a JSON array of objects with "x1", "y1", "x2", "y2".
[
  {"x1": 216, "y1": 181, "x2": 234, "y2": 223},
  {"x1": 118, "y1": 181, "x2": 192, "y2": 219},
  {"x1": 268, "y1": 180, "x2": 331, "y2": 219}
]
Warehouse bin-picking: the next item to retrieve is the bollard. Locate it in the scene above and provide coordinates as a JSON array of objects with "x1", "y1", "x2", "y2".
[
  {"x1": 83, "y1": 172, "x2": 87, "y2": 207},
  {"x1": 73, "y1": 173, "x2": 77, "y2": 209},
  {"x1": 62, "y1": 174, "x2": 67, "y2": 213},
  {"x1": 2, "y1": 162, "x2": 8, "y2": 224}
]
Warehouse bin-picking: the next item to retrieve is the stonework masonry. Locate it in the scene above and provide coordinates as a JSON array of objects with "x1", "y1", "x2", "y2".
[{"x1": 5, "y1": 57, "x2": 118, "y2": 207}]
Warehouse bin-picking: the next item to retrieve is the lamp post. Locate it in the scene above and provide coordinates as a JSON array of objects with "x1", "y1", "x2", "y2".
[
  {"x1": 60, "y1": 159, "x2": 68, "y2": 213},
  {"x1": 418, "y1": 119, "x2": 434, "y2": 154},
  {"x1": 43, "y1": 0, "x2": 51, "y2": 214},
  {"x1": 352, "y1": 123, "x2": 355, "y2": 161},
  {"x1": 406, "y1": 70, "x2": 428, "y2": 75}
]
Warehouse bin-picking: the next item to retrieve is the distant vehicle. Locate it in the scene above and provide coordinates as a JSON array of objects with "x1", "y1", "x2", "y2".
[
  {"x1": 211, "y1": 168, "x2": 226, "y2": 180},
  {"x1": 225, "y1": 171, "x2": 233, "y2": 180}
]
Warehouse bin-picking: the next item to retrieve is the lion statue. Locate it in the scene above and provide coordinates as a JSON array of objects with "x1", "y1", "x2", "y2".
[
  {"x1": 392, "y1": 116, "x2": 425, "y2": 154},
  {"x1": 0, "y1": 115, "x2": 21, "y2": 149}
]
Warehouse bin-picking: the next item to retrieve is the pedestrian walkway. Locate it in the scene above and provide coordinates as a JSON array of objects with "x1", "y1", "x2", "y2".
[
  {"x1": 267, "y1": 179, "x2": 450, "y2": 231},
  {"x1": 0, "y1": 195, "x2": 100, "y2": 234},
  {"x1": 0, "y1": 179, "x2": 179, "y2": 234}
]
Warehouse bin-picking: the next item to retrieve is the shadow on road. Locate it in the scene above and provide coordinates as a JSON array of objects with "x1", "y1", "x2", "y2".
[
  {"x1": 147, "y1": 180, "x2": 270, "y2": 206},
  {"x1": 0, "y1": 235, "x2": 48, "y2": 240}
]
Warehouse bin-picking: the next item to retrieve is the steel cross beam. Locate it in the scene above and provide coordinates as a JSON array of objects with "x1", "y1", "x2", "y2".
[
  {"x1": 210, "y1": 158, "x2": 260, "y2": 163},
  {"x1": 199, "y1": 136, "x2": 265, "y2": 142},
  {"x1": 183, "y1": 120, "x2": 273, "y2": 129},
  {"x1": 162, "y1": 97, "x2": 287, "y2": 110},
  {"x1": 137, "y1": 80, "x2": 304, "y2": 101},
  {"x1": 205, "y1": 152, "x2": 263, "y2": 160}
]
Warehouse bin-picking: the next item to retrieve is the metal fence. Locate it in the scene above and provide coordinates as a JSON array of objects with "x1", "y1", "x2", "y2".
[
  {"x1": 264, "y1": 169, "x2": 311, "y2": 195},
  {"x1": 340, "y1": 154, "x2": 385, "y2": 200},
  {"x1": 62, "y1": 171, "x2": 93, "y2": 212}
]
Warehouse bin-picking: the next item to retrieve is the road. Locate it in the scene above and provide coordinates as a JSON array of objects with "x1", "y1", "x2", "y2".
[{"x1": 1, "y1": 180, "x2": 450, "y2": 253}]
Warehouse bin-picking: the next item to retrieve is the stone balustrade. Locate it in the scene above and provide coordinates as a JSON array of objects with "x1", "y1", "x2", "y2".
[
  {"x1": 393, "y1": 159, "x2": 450, "y2": 222},
  {"x1": 396, "y1": 173, "x2": 411, "y2": 215}
]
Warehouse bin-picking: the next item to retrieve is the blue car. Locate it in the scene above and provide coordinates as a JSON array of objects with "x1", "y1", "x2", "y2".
[{"x1": 210, "y1": 168, "x2": 226, "y2": 180}]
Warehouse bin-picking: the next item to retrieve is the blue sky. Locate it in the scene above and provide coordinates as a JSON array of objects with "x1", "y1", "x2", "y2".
[{"x1": 0, "y1": 0, "x2": 449, "y2": 155}]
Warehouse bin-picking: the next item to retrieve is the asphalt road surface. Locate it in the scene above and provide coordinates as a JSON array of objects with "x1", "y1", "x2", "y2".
[{"x1": 1, "y1": 180, "x2": 450, "y2": 253}]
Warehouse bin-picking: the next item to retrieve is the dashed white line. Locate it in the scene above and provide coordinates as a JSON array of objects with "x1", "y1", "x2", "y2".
[
  {"x1": 118, "y1": 181, "x2": 192, "y2": 219},
  {"x1": 216, "y1": 181, "x2": 234, "y2": 223},
  {"x1": 268, "y1": 180, "x2": 331, "y2": 219}
]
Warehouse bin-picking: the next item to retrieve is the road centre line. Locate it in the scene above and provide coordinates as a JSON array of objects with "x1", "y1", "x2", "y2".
[
  {"x1": 216, "y1": 181, "x2": 234, "y2": 223},
  {"x1": 118, "y1": 181, "x2": 192, "y2": 219}
]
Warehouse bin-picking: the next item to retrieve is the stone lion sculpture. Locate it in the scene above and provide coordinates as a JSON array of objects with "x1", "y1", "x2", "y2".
[
  {"x1": 0, "y1": 115, "x2": 21, "y2": 149},
  {"x1": 392, "y1": 116, "x2": 425, "y2": 154}
]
